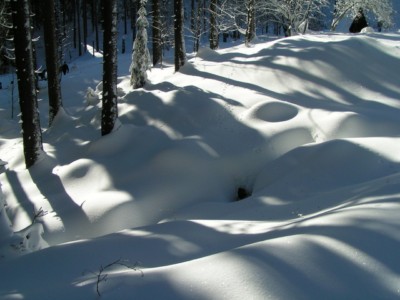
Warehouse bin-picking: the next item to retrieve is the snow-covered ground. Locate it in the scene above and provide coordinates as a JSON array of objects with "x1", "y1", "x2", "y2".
[{"x1": 1, "y1": 31, "x2": 400, "y2": 299}]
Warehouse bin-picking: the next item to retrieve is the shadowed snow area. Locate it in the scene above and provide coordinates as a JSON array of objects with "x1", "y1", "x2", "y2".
[{"x1": 1, "y1": 33, "x2": 400, "y2": 299}]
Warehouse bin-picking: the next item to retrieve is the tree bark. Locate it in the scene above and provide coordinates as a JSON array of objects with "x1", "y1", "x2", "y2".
[
  {"x1": 76, "y1": 0, "x2": 82, "y2": 56},
  {"x1": 152, "y1": 0, "x2": 162, "y2": 66},
  {"x1": 101, "y1": 0, "x2": 118, "y2": 136},
  {"x1": 209, "y1": 0, "x2": 219, "y2": 49},
  {"x1": 83, "y1": 0, "x2": 88, "y2": 53},
  {"x1": 174, "y1": 0, "x2": 185, "y2": 71},
  {"x1": 11, "y1": 0, "x2": 43, "y2": 168},
  {"x1": 245, "y1": 0, "x2": 255, "y2": 46},
  {"x1": 43, "y1": 0, "x2": 63, "y2": 126}
]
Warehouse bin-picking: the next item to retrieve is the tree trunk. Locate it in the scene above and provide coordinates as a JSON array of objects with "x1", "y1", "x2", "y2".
[
  {"x1": 194, "y1": 0, "x2": 202, "y2": 52},
  {"x1": 209, "y1": 0, "x2": 218, "y2": 49},
  {"x1": 190, "y1": 0, "x2": 195, "y2": 33},
  {"x1": 43, "y1": 0, "x2": 63, "y2": 126},
  {"x1": 101, "y1": 0, "x2": 118, "y2": 136},
  {"x1": 124, "y1": 0, "x2": 128, "y2": 35},
  {"x1": 152, "y1": 0, "x2": 162, "y2": 66},
  {"x1": 55, "y1": 0, "x2": 64, "y2": 65},
  {"x1": 11, "y1": 0, "x2": 43, "y2": 168},
  {"x1": 93, "y1": 0, "x2": 99, "y2": 52},
  {"x1": 83, "y1": 0, "x2": 88, "y2": 53},
  {"x1": 131, "y1": 0, "x2": 138, "y2": 46},
  {"x1": 245, "y1": 0, "x2": 255, "y2": 46},
  {"x1": 76, "y1": 0, "x2": 82, "y2": 56},
  {"x1": 73, "y1": 0, "x2": 77, "y2": 49},
  {"x1": 174, "y1": 0, "x2": 186, "y2": 71}
]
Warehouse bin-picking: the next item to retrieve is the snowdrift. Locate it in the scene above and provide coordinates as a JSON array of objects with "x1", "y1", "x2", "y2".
[{"x1": 1, "y1": 33, "x2": 400, "y2": 299}]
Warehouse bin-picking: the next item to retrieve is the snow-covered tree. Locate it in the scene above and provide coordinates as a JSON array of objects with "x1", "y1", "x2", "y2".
[
  {"x1": 11, "y1": 0, "x2": 44, "y2": 168},
  {"x1": 263, "y1": 0, "x2": 330, "y2": 36},
  {"x1": 331, "y1": 0, "x2": 393, "y2": 31},
  {"x1": 101, "y1": 0, "x2": 118, "y2": 136},
  {"x1": 130, "y1": 0, "x2": 151, "y2": 88},
  {"x1": 215, "y1": 0, "x2": 246, "y2": 40}
]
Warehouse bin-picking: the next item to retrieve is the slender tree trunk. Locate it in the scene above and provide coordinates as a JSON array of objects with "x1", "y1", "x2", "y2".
[
  {"x1": 190, "y1": 0, "x2": 195, "y2": 33},
  {"x1": 124, "y1": 0, "x2": 128, "y2": 35},
  {"x1": 11, "y1": 0, "x2": 43, "y2": 168},
  {"x1": 152, "y1": 0, "x2": 162, "y2": 66},
  {"x1": 83, "y1": 0, "x2": 88, "y2": 53},
  {"x1": 203, "y1": 0, "x2": 207, "y2": 33},
  {"x1": 174, "y1": 0, "x2": 185, "y2": 71},
  {"x1": 131, "y1": 0, "x2": 138, "y2": 46},
  {"x1": 60, "y1": 0, "x2": 67, "y2": 37},
  {"x1": 91, "y1": 0, "x2": 95, "y2": 31},
  {"x1": 101, "y1": 0, "x2": 118, "y2": 136},
  {"x1": 76, "y1": 0, "x2": 82, "y2": 56},
  {"x1": 245, "y1": 0, "x2": 255, "y2": 46},
  {"x1": 43, "y1": 0, "x2": 63, "y2": 126},
  {"x1": 209, "y1": 0, "x2": 218, "y2": 49},
  {"x1": 194, "y1": 0, "x2": 202, "y2": 52},
  {"x1": 73, "y1": 0, "x2": 77, "y2": 48},
  {"x1": 93, "y1": 0, "x2": 99, "y2": 51},
  {"x1": 55, "y1": 0, "x2": 64, "y2": 65}
]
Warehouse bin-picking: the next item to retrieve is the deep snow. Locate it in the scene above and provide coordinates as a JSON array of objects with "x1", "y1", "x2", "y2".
[{"x1": 1, "y1": 31, "x2": 400, "y2": 299}]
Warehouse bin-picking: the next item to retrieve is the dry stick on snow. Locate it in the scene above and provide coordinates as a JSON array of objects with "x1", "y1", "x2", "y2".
[
  {"x1": 95, "y1": 258, "x2": 144, "y2": 296},
  {"x1": 31, "y1": 207, "x2": 48, "y2": 224}
]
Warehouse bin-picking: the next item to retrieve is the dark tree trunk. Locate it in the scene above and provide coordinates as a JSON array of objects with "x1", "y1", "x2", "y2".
[
  {"x1": 194, "y1": 0, "x2": 202, "y2": 52},
  {"x1": 124, "y1": 0, "x2": 128, "y2": 35},
  {"x1": 73, "y1": 0, "x2": 77, "y2": 48},
  {"x1": 93, "y1": 0, "x2": 99, "y2": 51},
  {"x1": 174, "y1": 0, "x2": 185, "y2": 71},
  {"x1": 101, "y1": 0, "x2": 118, "y2": 136},
  {"x1": 152, "y1": 0, "x2": 162, "y2": 66},
  {"x1": 60, "y1": 0, "x2": 67, "y2": 38},
  {"x1": 54, "y1": 0, "x2": 64, "y2": 65},
  {"x1": 91, "y1": 0, "x2": 95, "y2": 31},
  {"x1": 209, "y1": 0, "x2": 218, "y2": 49},
  {"x1": 203, "y1": 0, "x2": 207, "y2": 34},
  {"x1": 43, "y1": 0, "x2": 63, "y2": 126},
  {"x1": 76, "y1": 0, "x2": 82, "y2": 56},
  {"x1": 11, "y1": 0, "x2": 43, "y2": 168},
  {"x1": 83, "y1": 0, "x2": 88, "y2": 53},
  {"x1": 190, "y1": 0, "x2": 195, "y2": 33}
]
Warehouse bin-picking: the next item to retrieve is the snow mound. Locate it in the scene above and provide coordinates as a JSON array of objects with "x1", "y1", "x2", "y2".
[{"x1": 361, "y1": 26, "x2": 375, "y2": 33}]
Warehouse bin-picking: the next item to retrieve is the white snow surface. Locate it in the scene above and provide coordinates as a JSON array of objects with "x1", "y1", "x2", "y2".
[{"x1": 1, "y1": 32, "x2": 400, "y2": 299}]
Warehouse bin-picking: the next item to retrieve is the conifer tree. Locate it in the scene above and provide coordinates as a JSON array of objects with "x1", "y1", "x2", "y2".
[{"x1": 130, "y1": 0, "x2": 151, "y2": 89}]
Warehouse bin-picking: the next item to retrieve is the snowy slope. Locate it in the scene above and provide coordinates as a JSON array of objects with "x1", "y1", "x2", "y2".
[{"x1": 1, "y1": 31, "x2": 400, "y2": 299}]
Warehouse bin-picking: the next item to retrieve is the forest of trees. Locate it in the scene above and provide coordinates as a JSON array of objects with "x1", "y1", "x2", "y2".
[{"x1": 0, "y1": 0, "x2": 395, "y2": 168}]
